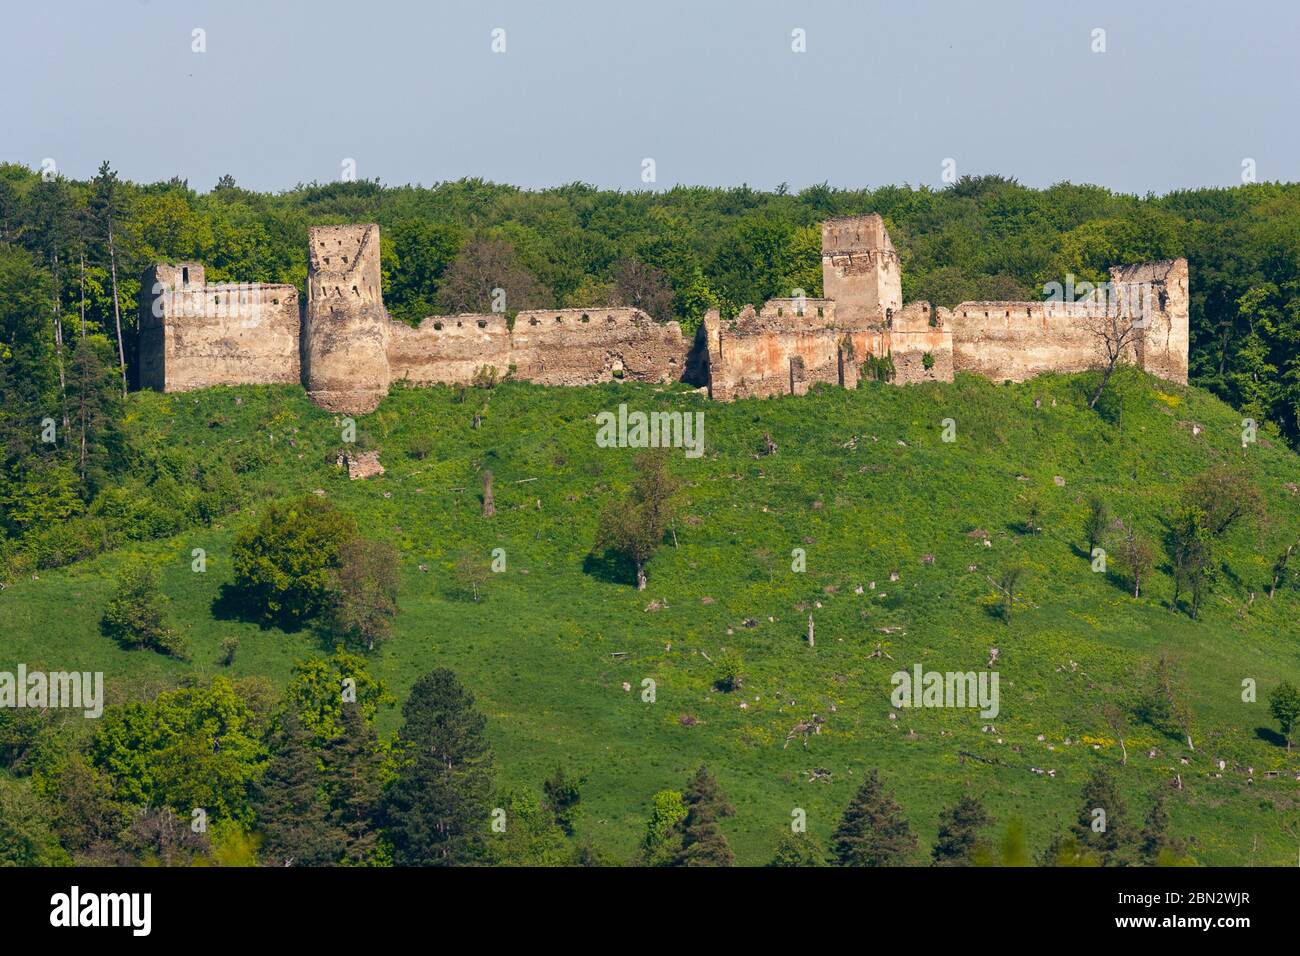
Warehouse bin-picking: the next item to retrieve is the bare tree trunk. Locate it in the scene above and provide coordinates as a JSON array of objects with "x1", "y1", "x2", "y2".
[
  {"x1": 107, "y1": 221, "x2": 127, "y2": 397},
  {"x1": 636, "y1": 563, "x2": 646, "y2": 591},
  {"x1": 1118, "y1": 736, "x2": 1127, "y2": 765},
  {"x1": 482, "y1": 471, "x2": 495, "y2": 517},
  {"x1": 79, "y1": 253, "x2": 86, "y2": 338},
  {"x1": 807, "y1": 614, "x2": 814, "y2": 647},
  {"x1": 1089, "y1": 360, "x2": 1116, "y2": 409}
]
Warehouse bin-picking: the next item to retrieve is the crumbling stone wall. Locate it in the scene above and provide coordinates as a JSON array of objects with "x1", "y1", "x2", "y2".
[
  {"x1": 137, "y1": 262, "x2": 299, "y2": 393},
  {"x1": 303, "y1": 224, "x2": 391, "y2": 413},
  {"x1": 387, "y1": 314, "x2": 513, "y2": 385},
  {"x1": 138, "y1": 217, "x2": 1190, "y2": 413},
  {"x1": 703, "y1": 299, "x2": 869, "y2": 401},
  {"x1": 949, "y1": 259, "x2": 1189, "y2": 386},
  {"x1": 705, "y1": 298, "x2": 954, "y2": 401},
  {"x1": 386, "y1": 308, "x2": 689, "y2": 387},
  {"x1": 1112, "y1": 259, "x2": 1189, "y2": 385}
]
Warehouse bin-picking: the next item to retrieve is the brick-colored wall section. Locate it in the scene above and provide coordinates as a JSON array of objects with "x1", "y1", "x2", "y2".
[{"x1": 705, "y1": 298, "x2": 955, "y2": 401}]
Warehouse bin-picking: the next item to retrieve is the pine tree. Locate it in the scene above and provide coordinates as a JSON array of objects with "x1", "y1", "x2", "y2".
[
  {"x1": 382, "y1": 668, "x2": 493, "y2": 866},
  {"x1": 830, "y1": 769, "x2": 917, "y2": 866},
  {"x1": 253, "y1": 712, "x2": 339, "y2": 867},
  {"x1": 322, "y1": 704, "x2": 383, "y2": 865},
  {"x1": 671, "y1": 765, "x2": 735, "y2": 867},
  {"x1": 1139, "y1": 791, "x2": 1173, "y2": 865},
  {"x1": 1070, "y1": 766, "x2": 1134, "y2": 865},
  {"x1": 66, "y1": 336, "x2": 121, "y2": 495},
  {"x1": 542, "y1": 764, "x2": 583, "y2": 837},
  {"x1": 932, "y1": 793, "x2": 992, "y2": 865}
]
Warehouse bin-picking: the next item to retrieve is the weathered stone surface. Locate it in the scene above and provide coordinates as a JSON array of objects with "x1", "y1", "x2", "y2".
[
  {"x1": 335, "y1": 450, "x2": 384, "y2": 480},
  {"x1": 388, "y1": 307, "x2": 689, "y2": 388},
  {"x1": 137, "y1": 216, "x2": 1190, "y2": 411},
  {"x1": 304, "y1": 224, "x2": 390, "y2": 413},
  {"x1": 137, "y1": 263, "x2": 299, "y2": 393}
]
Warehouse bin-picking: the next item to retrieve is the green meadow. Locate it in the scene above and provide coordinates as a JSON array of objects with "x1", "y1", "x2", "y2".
[{"x1": 3, "y1": 368, "x2": 1298, "y2": 865}]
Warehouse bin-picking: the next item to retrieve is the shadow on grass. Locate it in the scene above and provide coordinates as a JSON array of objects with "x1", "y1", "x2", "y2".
[
  {"x1": 1254, "y1": 726, "x2": 1287, "y2": 748},
  {"x1": 210, "y1": 583, "x2": 309, "y2": 633},
  {"x1": 583, "y1": 549, "x2": 636, "y2": 587}
]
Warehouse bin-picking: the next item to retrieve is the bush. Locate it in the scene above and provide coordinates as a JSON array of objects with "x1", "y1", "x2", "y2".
[
  {"x1": 101, "y1": 561, "x2": 188, "y2": 658},
  {"x1": 231, "y1": 495, "x2": 357, "y2": 624},
  {"x1": 323, "y1": 537, "x2": 400, "y2": 650},
  {"x1": 712, "y1": 649, "x2": 744, "y2": 692}
]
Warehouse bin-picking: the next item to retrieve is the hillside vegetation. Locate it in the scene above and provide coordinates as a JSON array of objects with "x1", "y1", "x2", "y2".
[{"x1": 2, "y1": 368, "x2": 1298, "y2": 864}]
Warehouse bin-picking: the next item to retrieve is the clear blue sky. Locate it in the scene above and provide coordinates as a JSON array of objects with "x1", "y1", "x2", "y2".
[{"x1": 3, "y1": 0, "x2": 1296, "y2": 194}]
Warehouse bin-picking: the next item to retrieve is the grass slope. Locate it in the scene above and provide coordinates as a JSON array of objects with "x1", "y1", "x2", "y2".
[{"x1": 3, "y1": 368, "x2": 1299, "y2": 865}]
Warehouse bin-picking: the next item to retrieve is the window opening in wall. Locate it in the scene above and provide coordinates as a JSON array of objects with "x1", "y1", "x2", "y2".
[
  {"x1": 352, "y1": 286, "x2": 359, "y2": 295},
  {"x1": 182, "y1": 267, "x2": 189, "y2": 284},
  {"x1": 817, "y1": 307, "x2": 824, "y2": 317},
  {"x1": 581, "y1": 313, "x2": 589, "y2": 323},
  {"x1": 434, "y1": 322, "x2": 443, "y2": 331},
  {"x1": 477, "y1": 320, "x2": 487, "y2": 329}
]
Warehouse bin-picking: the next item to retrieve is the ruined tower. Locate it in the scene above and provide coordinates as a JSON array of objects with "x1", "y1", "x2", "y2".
[
  {"x1": 303, "y1": 224, "x2": 390, "y2": 413},
  {"x1": 821, "y1": 214, "x2": 902, "y2": 323},
  {"x1": 1109, "y1": 258, "x2": 1189, "y2": 386}
]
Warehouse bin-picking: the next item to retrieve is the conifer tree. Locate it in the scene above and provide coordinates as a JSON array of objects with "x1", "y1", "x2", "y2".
[
  {"x1": 323, "y1": 704, "x2": 383, "y2": 865},
  {"x1": 383, "y1": 668, "x2": 493, "y2": 866},
  {"x1": 829, "y1": 769, "x2": 917, "y2": 866},
  {"x1": 671, "y1": 765, "x2": 735, "y2": 867},
  {"x1": 253, "y1": 712, "x2": 339, "y2": 867},
  {"x1": 1070, "y1": 766, "x2": 1134, "y2": 865},
  {"x1": 932, "y1": 793, "x2": 992, "y2": 866}
]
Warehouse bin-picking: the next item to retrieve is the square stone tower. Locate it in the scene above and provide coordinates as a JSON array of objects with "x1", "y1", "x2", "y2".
[{"x1": 821, "y1": 214, "x2": 902, "y2": 324}]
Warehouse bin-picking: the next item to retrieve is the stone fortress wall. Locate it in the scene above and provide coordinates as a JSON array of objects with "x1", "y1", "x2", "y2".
[
  {"x1": 139, "y1": 214, "x2": 1189, "y2": 413},
  {"x1": 137, "y1": 263, "x2": 299, "y2": 392}
]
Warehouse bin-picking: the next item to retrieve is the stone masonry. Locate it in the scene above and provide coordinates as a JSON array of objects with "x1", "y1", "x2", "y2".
[{"x1": 139, "y1": 215, "x2": 1189, "y2": 412}]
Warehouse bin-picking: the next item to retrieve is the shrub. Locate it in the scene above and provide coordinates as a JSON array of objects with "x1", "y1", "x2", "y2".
[
  {"x1": 102, "y1": 560, "x2": 187, "y2": 658},
  {"x1": 712, "y1": 649, "x2": 744, "y2": 692}
]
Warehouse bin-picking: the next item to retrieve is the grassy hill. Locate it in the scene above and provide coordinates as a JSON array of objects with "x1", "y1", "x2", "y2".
[{"x1": 3, "y1": 368, "x2": 1299, "y2": 865}]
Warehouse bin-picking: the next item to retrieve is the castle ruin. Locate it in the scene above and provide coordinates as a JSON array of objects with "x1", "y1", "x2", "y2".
[{"x1": 139, "y1": 215, "x2": 1189, "y2": 413}]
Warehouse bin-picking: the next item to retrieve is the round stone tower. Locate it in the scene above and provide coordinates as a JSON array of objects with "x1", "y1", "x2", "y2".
[{"x1": 303, "y1": 223, "x2": 391, "y2": 413}]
